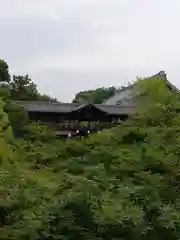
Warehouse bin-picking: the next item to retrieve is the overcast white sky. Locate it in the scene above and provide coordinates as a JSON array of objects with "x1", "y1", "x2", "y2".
[{"x1": 0, "y1": 0, "x2": 180, "y2": 101}]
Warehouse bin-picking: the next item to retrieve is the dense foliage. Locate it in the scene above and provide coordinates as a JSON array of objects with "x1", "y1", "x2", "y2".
[
  {"x1": 1, "y1": 64, "x2": 180, "y2": 239},
  {"x1": 72, "y1": 87, "x2": 117, "y2": 104}
]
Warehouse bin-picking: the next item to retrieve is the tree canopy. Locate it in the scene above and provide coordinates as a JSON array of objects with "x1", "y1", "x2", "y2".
[
  {"x1": 72, "y1": 86, "x2": 117, "y2": 104},
  {"x1": 1, "y1": 58, "x2": 180, "y2": 239},
  {"x1": 0, "y1": 59, "x2": 59, "y2": 137},
  {"x1": 0, "y1": 59, "x2": 11, "y2": 83}
]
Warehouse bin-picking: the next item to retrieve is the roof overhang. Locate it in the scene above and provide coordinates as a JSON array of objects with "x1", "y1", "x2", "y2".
[
  {"x1": 12, "y1": 101, "x2": 134, "y2": 116},
  {"x1": 72, "y1": 104, "x2": 107, "y2": 114}
]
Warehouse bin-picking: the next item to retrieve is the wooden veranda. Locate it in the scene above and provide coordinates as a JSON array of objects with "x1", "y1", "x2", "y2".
[{"x1": 13, "y1": 101, "x2": 135, "y2": 137}]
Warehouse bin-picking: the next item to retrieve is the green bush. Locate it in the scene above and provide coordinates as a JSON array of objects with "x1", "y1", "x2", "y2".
[
  {"x1": 21, "y1": 122, "x2": 57, "y2": 142},
  {"x1": 4, "y1": 103, "x2": 28, "y2": 137}
]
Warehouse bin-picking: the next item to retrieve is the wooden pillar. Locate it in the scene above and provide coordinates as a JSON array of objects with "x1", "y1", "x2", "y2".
[
  {"x1": 77, "y1": 113, "x2": 80, "y2": 128},
  {"x1": 68, "y1": 119, "x2": 71, "y2": 129}
]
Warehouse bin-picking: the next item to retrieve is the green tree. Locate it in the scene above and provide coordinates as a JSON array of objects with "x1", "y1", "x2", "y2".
[
  {"x1": 38, "y1": 94, "x2": 59, "y2": 102},
  {"x1": 0, "y1": 99, "x2": 13, "y2": 165},
  {"x1": 0, "y1": 58, "x2": 58, "y2": 103},
  {"x1": 33, "y1": 76, "x2": 180, "y2": 239},
  {"x1": 9, "y1": 74, "x2": 59, "y2": 102},
  {"x1": 2, "y1": 64, "x2": 180, "y2": 239},
  {"x1": 0, "y1": 100, "x2": 12, "y2": 141},
  {"x1": 0, "y1": 59, "x2": 11, "y2": 83},
  {"x1": 72, "y1": 87, "x2": 117, "y2": 104},
  {"x1": 10, "y1": 75, "x2": 39, "y2": 101},
  {"x1": 4, "y1": 103, "x2": 28, "y2": 137}
]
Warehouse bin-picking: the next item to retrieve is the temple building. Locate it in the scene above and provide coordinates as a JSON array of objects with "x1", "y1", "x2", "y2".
[{"x1": 13, "y1": 71, "x2": 178, "y2": 137}]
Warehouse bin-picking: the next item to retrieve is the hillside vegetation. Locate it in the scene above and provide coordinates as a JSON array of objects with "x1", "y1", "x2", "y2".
[
  {"x1": 72, "y1": 87, "x2": 117, "y2": 104},
  {"x1": 1, "y1": 60, "x2": 180, "y2": 239}
]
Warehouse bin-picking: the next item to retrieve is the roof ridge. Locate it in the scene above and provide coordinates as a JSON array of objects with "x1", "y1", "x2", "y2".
[{"x1": 13, "y1": 101, "x2": 79, "y2": 106}]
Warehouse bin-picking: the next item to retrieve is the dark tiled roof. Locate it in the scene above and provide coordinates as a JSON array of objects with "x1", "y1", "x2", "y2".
[
  {"x1": 96, "y1": 104, "x2": 135, "y2": 115},
  {"x1": 13, "y1": 101, "x2": 135, "y2": 115},
  {"x1": 13, "y1": 101, "x2": 79, "y2": 113},
  {"x1": 14, "y1": 72, "x2": 175, "y2": 116},
  {"x1": 103, "y1": 85, "x2": 134, "y2": 105},
  {"x1": 103, "y1": 71, "x2": 179, "y2": 105},
  {"x1": 166, "y1": 80, "x2": 180, "y2": 92}
]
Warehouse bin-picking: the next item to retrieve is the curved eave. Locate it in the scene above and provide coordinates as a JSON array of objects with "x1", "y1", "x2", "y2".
[{"x1": 166, "y1": 80, "x2": 180, "y2": 93}]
